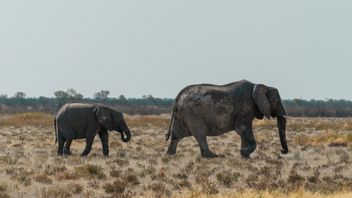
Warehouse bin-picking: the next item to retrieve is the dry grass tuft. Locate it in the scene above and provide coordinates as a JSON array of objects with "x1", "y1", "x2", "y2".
[
  {"x1": 34, "y1": 174, "x2": 53, "y2": 184},
  {"x1": 0, "y1": 183, "x2": 7, "y2": 192},
  {"x1": 103, "y1": 179, "x2": 127, "y2": 194},
  {"x1": 73, "y1": 164, "x2": 107, "y2": 180},
  {"x1": 0, "y1": 112, "x2": 53, "y2": 127},
  {"x1": 0, "y1": 183, "x2": 9, "y2": 198}
]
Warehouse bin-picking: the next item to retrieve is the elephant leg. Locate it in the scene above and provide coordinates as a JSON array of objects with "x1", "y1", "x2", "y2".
[
  {"x1": 81, "y1": 136, "x2": 95, "y2": 157},
  {"x1": 167, "y1": 136, "x2": 181, "y2": 155},
  {"x1": 166, "y1": 117, "x2": 188, "y2": 155},
  {"x1": 235, "y1": 119, "x2": 257, "y2": 158},
  {"x1": 194, "y1": 134, "x2": 218, "y2": 158},
  {"x1": 183, "y1": 115, "x2": 217, "y2": 158},
  {"x1": 63, "y1": 139, "x2": 73, "y2": 155},
  {"x1": 98, "y1": 130, "x2": 109, "y2": 156},
  {"x1": 57, "y1": 133, "x2": 65, "y2": 156}
]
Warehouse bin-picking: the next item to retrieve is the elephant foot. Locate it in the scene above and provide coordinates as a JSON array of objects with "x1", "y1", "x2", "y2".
[
  {"x1": 241, "y1": 153, "x2": 251, "y2": 159},
  {"x1": 201, "y1": 151, "x2": 218, "y2": 158},
  {"x1": 166, "y1": 149, "x2": 176, "y2": 155},
  {"x1": 80, "y1": 153, "x2": 88, "y2": 157},
  {"x1": 240, "y1": 150, "x2": 252, "y2": 159},
  {"x1": 240, "y1": 144, "x2": 256, "y2": 159}
]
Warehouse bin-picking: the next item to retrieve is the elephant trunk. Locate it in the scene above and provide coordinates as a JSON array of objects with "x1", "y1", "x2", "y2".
[
  {"x1": 277, "y1": 116, "x2": 288, "y2": 154},
  {"x1": 121, "y1": 129, "x2": 131, "y2": 142}
]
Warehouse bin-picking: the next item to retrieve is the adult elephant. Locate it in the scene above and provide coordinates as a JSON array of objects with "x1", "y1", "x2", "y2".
[
  {"x1": 54, "y1": 103, "x2": 131, "y2": 156},
  {"x1": 166, "y1": 80, "x2": 288, "y2": 158}
]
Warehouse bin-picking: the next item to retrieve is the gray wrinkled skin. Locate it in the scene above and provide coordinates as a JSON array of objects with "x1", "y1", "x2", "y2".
[
  {"x1": 54, "y1": 103, "x2": 131, "y2": 156},
  {"x1": 166, "y1": 80, "x2": 288, "y2": 158}
]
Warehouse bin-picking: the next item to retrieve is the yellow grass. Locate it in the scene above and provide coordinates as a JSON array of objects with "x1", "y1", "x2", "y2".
[
  {"x1": 175, "y1": 190, "x2": 352, "y2": 198},
  {"x1": 0, "y1": 112, "x2": 53, "y2": 128},
  {"x1": 293, "y1": 132, "x2": 352, "y2": 146},
  {"x1": 0, "y1": 114, "x2": 352, "y2": 197},
  {"x1": 253, "y1": 117, "x2": 352, "y2": 132},
  {"x1": 1, "y1": 113, "x2": 352, "y2": 147},
  {"x1": 123, "y1": 114, "x2": 170, "y2": 129}
]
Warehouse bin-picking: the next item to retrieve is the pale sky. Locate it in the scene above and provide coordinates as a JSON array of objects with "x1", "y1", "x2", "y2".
[{"x1": 0, "y1": 1, "x2": 351, "y2": 99}]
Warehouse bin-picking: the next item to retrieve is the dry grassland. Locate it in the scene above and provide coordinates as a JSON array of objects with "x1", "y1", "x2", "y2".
[{"x1": 0, "y1": 113, "x2": 351, "y2": 197}]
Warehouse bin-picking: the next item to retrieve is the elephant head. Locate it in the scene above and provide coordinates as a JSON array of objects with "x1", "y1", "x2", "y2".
[
  {"x1": 94, "y1": 105, "x2": 131, "y2": 142},
  {"x1": 253, "y1": 84, "x2": 288, "y2": 154}
]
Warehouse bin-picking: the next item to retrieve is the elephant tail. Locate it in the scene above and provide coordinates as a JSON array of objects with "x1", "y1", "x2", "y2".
[
  {"x1": 54, "y1": 118, "x2": 57, "y2": 144},
  {"x1": 166, "y1": 103, "x2": 177, "y2": 141}
]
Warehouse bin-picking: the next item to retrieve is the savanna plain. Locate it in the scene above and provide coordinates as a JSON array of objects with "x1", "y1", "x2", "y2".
[{"x1": 0, "y1": 113, "x2": 352, "y2": 198}]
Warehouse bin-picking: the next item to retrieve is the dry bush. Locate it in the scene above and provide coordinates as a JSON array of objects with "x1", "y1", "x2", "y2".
[
  {"x1": 56, "y1": 170, "x2": 79, "y2": 180},
  {"x1": 0, "y1": 112, "x2": 53, "y2": 127},
  {"x1": 34, "y1": 174, "x2": 53, "y2": 184},
  {"x1": 148, "y1": 182, "x2": 170, "y2": 197},
  {"x1": 110, "y1": 166, "x2": 122, "y2": 178},
  {"x1": 123, "y1": 172, "x2": 140, "y2": 186},
  {"x1": 0, "y1": 183, "x2": 7, "y2": 193},
  {"x1": 69, "y1": 183, "x2": 83, "y2": 194},
  {"x1": 7, "y1": 167, "x2": 33, "y2": 186},
  {"x1": 40, "y1": 182, "x2": 83, "y2": 198},
  {"x1": 103, "y1": 179, "x2": 127, "y2": 194},
  {"x1": 215, "y1": 171, "x2": 240, "y2": 188},
  {"x1": 0, "y1": 182, "x2": 10, "y2": 198},
  {"x1": 201, "y1": 179, "x2": 219, "y2": 195},
  {"x1": 41, "y1": 186, "x2": 71, "y2": 198},
  {"x1": 73, "y1": 164, "x2": 106, "y2": 180}
]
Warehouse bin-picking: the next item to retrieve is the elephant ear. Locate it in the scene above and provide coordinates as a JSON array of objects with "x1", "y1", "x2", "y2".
[
  {"x1": 253, "y1": 84, "x2": 271, "y2": 119},
  {"x1": 268, "y1": 88, "x2": 286, "y2": 117},
  {"x1": 94, "y1": 105, "x2": 114, "y2": 130}
]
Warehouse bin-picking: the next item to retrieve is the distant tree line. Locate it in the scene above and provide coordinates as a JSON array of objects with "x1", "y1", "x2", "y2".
[
  {"x1": 282, "y1": 99, "x2": 352, "y2": 117},
  {"x1": 0, "y1": 89, "x2": 173, "y2": 115},
  {"x1": 1, "y1": 89, "x2": 352, "y2": 117}
]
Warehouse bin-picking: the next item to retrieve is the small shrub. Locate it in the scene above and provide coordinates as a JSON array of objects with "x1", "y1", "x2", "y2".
[
  {"x1": 216, "y1": 171, "x2": 240, "y2": 187},
  {"x1": 74, "y1": 164, "x2": 106, "y2": 179},
  {"x1": 103, "y1": 179, "x2": 126, "y2": 194},
  {"x1": 34, "y1": 174, "x2": 53, "y2": 184},
  {"x1": 140, "y1": 166, "x2": 155, "y2": 178},
  {"x1": 69, "y1": 183, "x2": 83, "y2": 194},
  {"x1": 56, "y1": 171, "x2": 79, "y2": 180},
  {"x1": 149, "y1": 183, "x2": 169, "y2": 196},
  {"x1": 0, "y1": 183, "x2": 7, "y2": 192},
  {"x1": 201, "y1": 180, "x2": 218, "y2": 195},
  {"x1": 41, "y1": 186, "x2": 72, "y2": 198},
  {"x1": 110, "y1": 166, "x2": 122, "y2": 178},
  {"x1": 174, "y1": 179, "x2": 192, "y2": 190},
  {"x1": 44, "y1": 165, "x2": 67, "y2": 175},
  {"x1": 123, "y1": 173, "x2": 139, "y2": 186}
]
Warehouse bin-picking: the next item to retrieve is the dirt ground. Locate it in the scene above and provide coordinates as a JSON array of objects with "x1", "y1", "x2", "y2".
[{"x1": 0, "y1": 115, "x2": 352, "y2": 198}]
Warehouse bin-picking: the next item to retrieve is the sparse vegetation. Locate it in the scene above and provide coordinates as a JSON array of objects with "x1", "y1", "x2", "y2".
[{"x1": 0, "y1": 114, "x2": 351, "y2": 197}]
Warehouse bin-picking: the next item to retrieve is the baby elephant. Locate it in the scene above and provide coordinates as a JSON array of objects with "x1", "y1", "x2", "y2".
[{"x1": 54, "y1": 103, "x2": 131, "y2": 156}]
